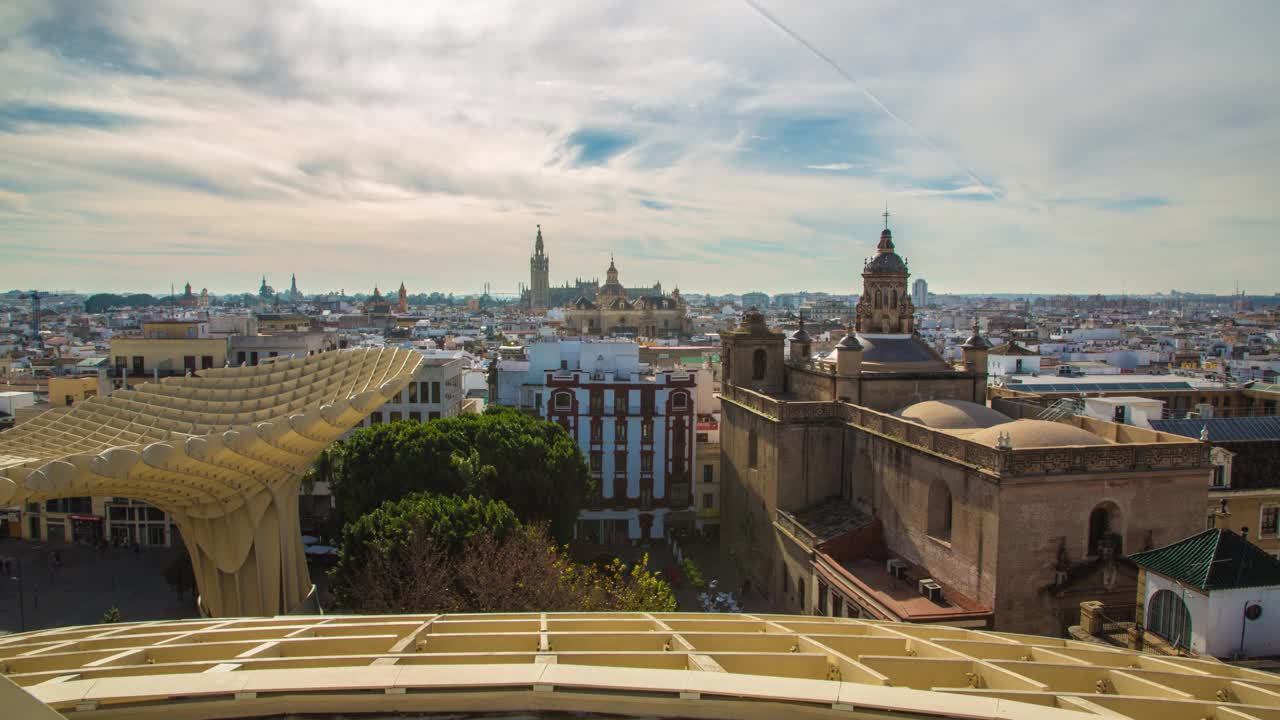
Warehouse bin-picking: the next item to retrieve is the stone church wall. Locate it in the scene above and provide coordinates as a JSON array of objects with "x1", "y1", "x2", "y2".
[
  {"x1": 851, "y1": 427, "x2": 1000, "y2": 609},
  {"x1": 993, "y1": 468, "x2": 1207, "y2": 635}
]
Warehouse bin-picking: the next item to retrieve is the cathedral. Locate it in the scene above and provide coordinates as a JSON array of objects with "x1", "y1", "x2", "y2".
[
  {"x1": 563, "y1": 256, "x2": 687, "y2": 338},
  {"x1": 718, "y1": 220, "x2": 1209, "y2": 635},
  {"x1": 524, "y1": 226, "x2": 687, "y2": 338}
]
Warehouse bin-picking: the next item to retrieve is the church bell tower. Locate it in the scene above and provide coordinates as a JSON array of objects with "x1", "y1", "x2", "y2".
[{"x1": 530, "y1": 225, "x2": 550, "y2": 310}]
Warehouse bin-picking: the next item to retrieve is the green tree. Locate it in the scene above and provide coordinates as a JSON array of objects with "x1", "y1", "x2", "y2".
[
  {"x1": 101, "y1": 606, "x2": 122, "y2": 624},
  {"x1": 329, "y1": 493, "x2": 518, "y2": 609},
  {"x1": 325, "y1": 409, "x2": 591, "y2": 541},
  {"x1": 331, "y1": 493, "x2": 676, "y2": 615}
]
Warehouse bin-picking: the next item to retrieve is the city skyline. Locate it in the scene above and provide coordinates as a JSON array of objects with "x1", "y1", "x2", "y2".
[{"x1": 2, "y1": 1, "x2": 1277, "y2": 295}]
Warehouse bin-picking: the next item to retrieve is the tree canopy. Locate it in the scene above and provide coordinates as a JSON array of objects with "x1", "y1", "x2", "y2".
[
  {"x1": 324, "y1": 408, "x2": 591, "y2": 541},
  {"x1": 84, "y1": 293, "x2": 165, "y2": 313},
  {"x1": 329, "y1": 493, "x2": 674, "y2": 614}
]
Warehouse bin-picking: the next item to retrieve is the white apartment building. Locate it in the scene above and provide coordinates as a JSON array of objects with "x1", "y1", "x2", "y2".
[
  {"x1": 498, "y1": 339, "x2": 697, "y2": 543},
  {"x1": 358, "y1": 350, "x2": 466, "y2": 427}
]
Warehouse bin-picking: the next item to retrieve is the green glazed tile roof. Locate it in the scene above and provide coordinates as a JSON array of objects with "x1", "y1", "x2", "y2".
[{"x1": 1129, "y1": 528, "x2": 1280, "y2": 591}]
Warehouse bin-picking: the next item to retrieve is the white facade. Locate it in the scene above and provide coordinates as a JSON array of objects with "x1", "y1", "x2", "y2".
[
  {"x1": 363, "y1": 351, "x2": 465, "y2": 425},
  {"x1": 500, "y1": 339, "x2": 697, "y2": 542},
  {"x1": 988, "y1": 353, "x2": 1042, "y2": 377},
  {"x1": 1143, "y1": 572, "x2": 1280, "y2": 658}
]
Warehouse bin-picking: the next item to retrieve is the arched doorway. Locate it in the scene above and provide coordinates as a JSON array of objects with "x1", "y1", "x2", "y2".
[
  {"x1": 1147, "y1": 589, "x2": 1193, "y2": 650},
  {"x1": 1088, "y1": 502, "x2": 1122, "y2": 556}
]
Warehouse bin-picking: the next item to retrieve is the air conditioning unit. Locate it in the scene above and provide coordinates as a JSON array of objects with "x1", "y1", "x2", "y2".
[
  {"x1": 918, "y1": 578, "x2": 943, "y2": 604},
  {"x1": 886, "y1": 558, "x2": 908, "y2": 579},
  {"x1": 1195, "y1": 403, "x2": 1214, "y2": 419}
]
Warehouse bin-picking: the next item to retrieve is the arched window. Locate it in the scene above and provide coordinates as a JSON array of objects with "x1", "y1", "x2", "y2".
[
  {"x1": 752, "y1": 348, "x2": 767, "y2": 381},
  {"x1": 671, "y1": 393, "x2": 688, "y2": 410},
  {"x1": 1088, "y1": 503, "x2": 1123, "y2": 556},
  {"x1": 874, "y1": 288, "x2": 881, "y2": 308},
  {"x1": 1147, "y1": 589, "x2": 1192, "y2": 649},
  {"x1": 553, "y1": 392, "x2": 572, "y2": 410},
  {"x1": 927, "y1": 477, "x2": 953, "y2": 541},
  {"x1": 748, "y1": 430, "x2": 758, "y2": 469}
]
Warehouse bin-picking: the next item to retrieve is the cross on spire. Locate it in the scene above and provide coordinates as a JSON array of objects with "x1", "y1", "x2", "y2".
[{"x1": 883, "y1": 203, "x2": 890, "y2": 229}]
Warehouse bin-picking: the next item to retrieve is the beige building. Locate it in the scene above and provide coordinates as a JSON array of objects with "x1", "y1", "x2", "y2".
[
  {"x1": 563, "y1": 257, "x2": 687, "y2": 338},
  {"x1": 719, "y1": 223, "x2": 1211, "y2": 636},
  {"x1": 110, "y1": 320, "x2": 228, "y2": 377},
  {"x1": 1210, "y1": 487, "x2": 1280, "y2": 557}
]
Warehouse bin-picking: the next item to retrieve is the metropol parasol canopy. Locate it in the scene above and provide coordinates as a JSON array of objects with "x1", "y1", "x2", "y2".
[{"x1": 0, "y1": 347, "x2": 423, "y2": 617}]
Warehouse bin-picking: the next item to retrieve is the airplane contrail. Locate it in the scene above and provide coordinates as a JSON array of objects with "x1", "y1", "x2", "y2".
[{"x1": 742, "y1": 0, "x2": 1000, "y2": 201}]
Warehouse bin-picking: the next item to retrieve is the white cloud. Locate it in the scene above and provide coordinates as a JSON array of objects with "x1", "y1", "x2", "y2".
[{"x1": 0, "y1": 0, "x2": 1276, "y2": 295}]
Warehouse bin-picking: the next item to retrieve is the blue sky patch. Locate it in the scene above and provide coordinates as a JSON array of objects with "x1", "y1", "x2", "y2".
[
  {"x1": 0, "y1": 103, "x2": 141, "y2": 132},
  {"x1": 566, "y1": 129, "x2": 634, "y2": 166}
]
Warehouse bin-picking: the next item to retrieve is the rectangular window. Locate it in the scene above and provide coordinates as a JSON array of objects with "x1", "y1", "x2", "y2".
[
  {"x1": 201, "y1": 355, "x2": 214, "y2": 369},
  {"x1": 408, "y1": 382, "x2": 419, "y2": 403},
  {"x1": 237, "y1": 351, "x2": 247, "y2": 365},
  {"x1": 431, "y1": 381, "x2": 441, "y2": 404},
  {"x1": 613, "y1": 474, "x2": 627, "y2": 502},
  {"x1": 641, "y1": 453, "x2": 653, "y2": 472},
  {"x1": 591, "y1": 418, "x2": 603, "y2": 443},
  {"x1": 114, "y1": 355, "x2": 126, "y2": 369},
  {"x1": 696, "y1": 432, "x2": 709, "y2": 442},
  {"x1": 642, "y1": 419, "x2": 654, "y2": 442},
  {"x1": 147, "y1": 525, "x2": 166, "y2": 546},
  {"x1": 370, "y1": 411, "x2": 383, "y2": 425},
  {"x1": 615, "y1": 390, "x2": 629, "y2": 415},
  {"x1": 183, "y1": 356, "x2": 196, "y2": 372},
  {"x1": 429, "y1": 411, "x2": 441, "y2": 420},
  {"x1": 1263, "y1": 506, "x2": 1279, "y2": 537},
  {"x1": 590, "y1": 452, "x2": 602, "y2": 475},
  {"x1": 703, "y1": 493, "x2": 714, "y2": 510},
  {"x1": 419, "y1": 381, "x2": 429, "y2": 403},
  {"x1": 615, "y1": 421, "x2": 627, "y2": 444},
  {"x1": 132, "y1": 356, "x2": 144, "y2": 374},
  {"x1": 1211, "y1": 466, "x2": 1226, "y2": 488},
  {"x1": 590, "y1": 390, "x2": 603, "y2": 415},
  {"x1": 703, "y1": 464, "x2": 714, "y2": 484},
  {"x1": 389, "y1": 411, "x2": 402, "y2": 422},
  {"x1": 250, "y1": 351, "x2": 259, "y2": 366},
  {"x1": 409, "y1": 411, "x2": 421, "y2": 422},
  {"x1": 642, "y1": 388, "x2": 655, "y2": 415}
]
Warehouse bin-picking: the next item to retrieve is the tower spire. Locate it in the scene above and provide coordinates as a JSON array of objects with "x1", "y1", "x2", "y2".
[{"x1": 883, "y1": 203, "x2": 890, "y2": 229}]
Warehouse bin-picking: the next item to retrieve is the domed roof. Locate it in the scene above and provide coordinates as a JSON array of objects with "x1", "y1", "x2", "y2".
[
  {"x1": 969, "y1": 419, "x2": 1111, "y2": 448},
  {"x1": 864, "y1": 251, "x2": 908, "y2": 275},
  {"x1": 895, "y1": 399, "x2": 1012, "y2": 430}
]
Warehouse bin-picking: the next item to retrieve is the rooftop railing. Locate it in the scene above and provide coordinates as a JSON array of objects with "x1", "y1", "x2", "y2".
[{"x1": 721, "y1": 384, "x2": 1208, "y2": 477}]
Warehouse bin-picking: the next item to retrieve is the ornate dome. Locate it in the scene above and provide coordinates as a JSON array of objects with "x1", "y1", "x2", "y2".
[
  {"x1": 969, "y1": 419, "x2": 1111, "y2": 448},
  {"x1": 895, "y1": 399, "x2": 1012, "y2": 430},
  {"x1": 863, "y1": 251, "x2": 908, "y2": 275}
]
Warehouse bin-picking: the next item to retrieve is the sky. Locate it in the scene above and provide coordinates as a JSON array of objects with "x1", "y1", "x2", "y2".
[{"x1": 1, "y1": 1, "x2": 1277, "y2": 297}]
